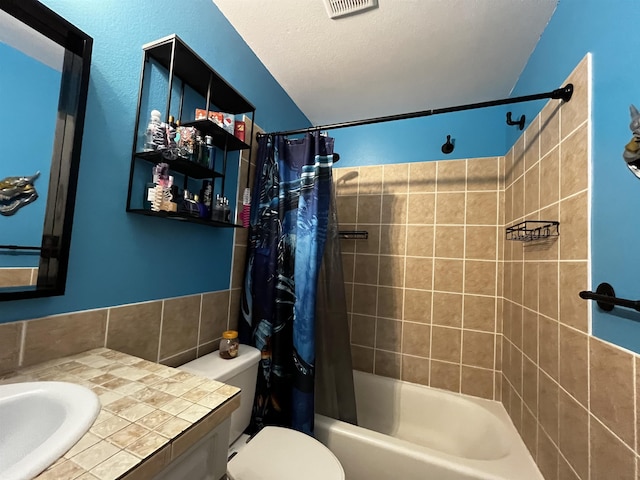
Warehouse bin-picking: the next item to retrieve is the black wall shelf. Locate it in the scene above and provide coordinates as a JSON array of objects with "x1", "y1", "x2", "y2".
[
  {"x1": 126, "y1": 34, "x2": 256, "y2": 227},
  {"x1": 135, "y1": 151, "x2": 223, "y2": 179},
  {"x1": 128, "y1": 209, "x2": 242, "y2": 228}
]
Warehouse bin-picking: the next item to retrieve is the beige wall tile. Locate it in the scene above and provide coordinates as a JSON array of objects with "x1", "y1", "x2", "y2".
[
  {"x1": 540, "y1": 102, "x2": 561, "y2": 159},
  {"x1": 404, "y1": 289, "x2": 431, "y2": 323},
  {"x1": 355, "y1": 225, "x2": 380, "y2": 254},
  {"x1": 435, "y1": 225, "x2": 465, "y2": 258},
  {"x1": 430, "y1": 359, "x2": 460, "y2": 392},
  {"x1": 560, "y1": 124, "x2": 589, "y2": 199},
  {"x1": 538, "y1": 262, "x2": 559, "y2": 320},
  {"x1": 462, "y1": 330, "x2": 494, "y2": 369},
  {"x1": 200, "y1": 291, "x2": 230, "y2": 345},
  {"x1": 462, "y1": 295, "x2": 495, "y2": 332},
  {"x1": 231, "y1": 245, "x2": 246, "y2": 289},
  {"x1": 358, "y1": 166, "x2": 383, "y2": 195},
  {"x1": 407, "y1": 193, "x2": 435, "y2": 225},
  {"x1": 467, "y1": 157, "x2": 499, "y2": 191},
  {"x1": 436, "y1": 159, "x2": 466, "y2": 192},
  {"x1": 383, "y1": 164, "x2": 409, "y2": 194},
  {"x1": 336, "y1": 196, "x2": 358, "y2": 224},
  {"x1": 538, "y1": 369, "x2": 559, "y2": 444},
  {"x1": 521, "y1": 403, "x2": 538, "y2": 458},
  {"x1": 378, "y1": 287, "x2": 404, "y2": 320},
  {"x1": 466, "y1": 191, "x2": 498, "y2": 225},
  {"x1": 160, "y1": 295, "x2": 201, "y2": 359},
  {"x1": 435, "y1": 192, "x2": 465, "y2": 225},
  {"x1": 334, "y1": 168, "x2": 359, "y2": 196},
  {"x1": 405, "y1": 257, "x2": 433, "y2": 290},
  {"x1": 524, "y1": 163, "x2": 540, "y2": 217},
  {"x1": 401, "y1": 355, "x2": 429, "y2": 386},
  {"x1": 431, "y1": 326, "x2": 461, "y2": 363},
  {"x1": 525, "y1": 118, "x2": 541, "y2": 172},
  {"x1": 558, "y1": 389, "x2": 589, "y2": 480},
  {"x1": 374, "y1": 350, "x2": 400, "y2": 379},
  {"x1": 381, "y1": 194, "x2": 407, "y2": 224},
  {"x1": 0, "y1": 321, "x2": 22, "y2": 375},
  {"x1": 402, "y1": 322, "x2": 430, "y2": 357},
  {"x1": 561, "y1": 57, "x2": 589, "y2": 140},
  {"x1": 107, "y1": 301, "x2": 162, "y2": 362},
  {"x1": 408, "y1": 162, "x2": 436, "y2": 193},
  {"x1": 0, "y1": 268, "x2": 32, "y2": 288},
  {"x1": 352, "y1": 284, "x2": 377, "y2": 316},
  {"x1": 461, "y1": 365, "x2": 493, "y2": 400},
  {"x1": 539, "y1": 146, "x2": 560, "y2": 209},
  {"x1": 433, "y1": 259, "x2": 463, "y2": 293},
  {"x1": 342, "y1": 252, "x2": 355, "y2": 282},
  {"x1": 351, "y1": 315, "x2": 375, "y2": 347},
  {"x1": 512, "y1": 177, "x2": 525, "y2": 221},
  {"x1": 354, "y1": 254, "x2": 379, "y2": 284},
  {"x1": 559, "y1": 192, "x2": 588, "y2": 260},
  {"x1": 465, "y1": 226, "x2": 497, "y2": 261},
  {"x1": 379, "y1": 224, "x2": 406, "y2": 256},
  {"x1": 23, "y1": 310, "x2": 107, "y2": 367},
  {"x1": 512, "y1": 135, "x2": 526, "y2": 182},
  {"x1": 522, "y1": 355, "x2": 538, "y2": 414},
  {"x1": 375, "y1": 317, "x2": 402, "y2": 351},
  {"x1": 378, "y1": 255, "x2": 405, "y2": 287},
  {"x1": 464, "y1": 260, "x2": 496, "y2": 296},
  {"x1": 406, "y1": 225, "x2": 434, "y2": 257},
  {"x1": 522, "y1": 310, "x2": 538, "y2": 363},
  {"x1": 228, "y1": 289, "x2": 242, "y2": 332},
  {"x1": 160, "y1": 348, "x2": 197, "y2": 367},
  {"x1": 351, "y1": 345, "x2": 374, "y2": 373},
  {"x1": 523, "y1": 262, "x2": 539, "y2": 310},
  {"x1": 558, "y1": 325, "x2": 589, "y2": 407},
  {"x1": 590, "y1": 416, "x2": 635, "y2": 480},
  {"x1": 357, "y1": 195, "x2": 382, "y2": 224},
  {"x1": 432, "y1": 292, "x2": 463, "y2": 327},
  {"x1": 538, "y1": 316, "x2": 559, "y2": 380},
  {"x1": 559, "y1": 262, "x2": 589, "y2": 331},
  {"x1": 537, "y1": 427, "x2": 559, "y2": 480},
  {"x1": 590, "y1": 337, "x2": 635, "y2": 449}
]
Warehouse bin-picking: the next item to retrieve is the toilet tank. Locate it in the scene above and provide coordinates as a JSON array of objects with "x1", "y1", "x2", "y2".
[{"x1": 179, "y1": 344, "x2": 261, "y2": 445}]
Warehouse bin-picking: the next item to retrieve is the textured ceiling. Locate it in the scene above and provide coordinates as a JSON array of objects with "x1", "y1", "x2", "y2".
[{"x1": 212, "y1": 0, "x2": 558, "y2": 126}]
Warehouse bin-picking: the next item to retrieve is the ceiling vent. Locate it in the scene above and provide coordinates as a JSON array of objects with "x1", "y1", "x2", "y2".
[{"x1": 323, "y1": 0, "x2": 378, "y2": 19}]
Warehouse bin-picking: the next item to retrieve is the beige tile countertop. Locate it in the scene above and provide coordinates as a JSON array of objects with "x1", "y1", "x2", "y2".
[{"x1": 0, "y1": 347, "x2": 240, "y2": 480}]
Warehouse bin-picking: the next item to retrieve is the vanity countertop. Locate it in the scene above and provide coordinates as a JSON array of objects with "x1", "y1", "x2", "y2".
[{"x1": 0, "y1": 347, "x2": 240, "y2": 480}]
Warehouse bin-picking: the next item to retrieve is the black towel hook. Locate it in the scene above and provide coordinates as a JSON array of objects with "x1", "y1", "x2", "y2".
[
  {"x1": 441, "y1": 135, "x2": 454, "y2": 154},
  {"x1": 506, "y1": 112, "x2": 525, "y2": 130}
]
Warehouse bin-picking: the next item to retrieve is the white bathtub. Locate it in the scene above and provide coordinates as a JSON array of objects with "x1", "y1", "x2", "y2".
[{"x1": 314, "y1": 371, "x2": 543, "y2": 480}]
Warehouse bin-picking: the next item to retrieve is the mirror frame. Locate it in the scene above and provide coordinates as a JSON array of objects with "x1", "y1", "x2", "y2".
[{"x1": 0, "y1": 0, "x2": 92, "y2": 300}]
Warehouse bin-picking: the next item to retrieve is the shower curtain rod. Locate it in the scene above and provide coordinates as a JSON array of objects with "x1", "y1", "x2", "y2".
[{"x1": 257, "y1": 84, "x2": 574, "y2": 137}]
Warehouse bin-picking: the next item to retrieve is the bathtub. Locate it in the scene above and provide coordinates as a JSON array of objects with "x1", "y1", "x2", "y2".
[{"x1": 314, "y1": 371, "x2": 543, "y2": 480}]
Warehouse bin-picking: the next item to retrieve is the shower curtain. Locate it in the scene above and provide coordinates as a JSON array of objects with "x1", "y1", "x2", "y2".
[{"x1": 239, "y1": 131, "x2": 356, "y2": 435}]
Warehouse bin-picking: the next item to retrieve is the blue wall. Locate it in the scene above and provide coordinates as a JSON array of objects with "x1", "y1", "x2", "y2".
[
  {"x1": 510, "y1": 0, "x2": 640, "y2": 353},
  {"x1": 0, "y1": 42, "x2": 59, "y2": 267},
  {"x1": 0, "y1": 0, "x2": 310, "y2": 323}
]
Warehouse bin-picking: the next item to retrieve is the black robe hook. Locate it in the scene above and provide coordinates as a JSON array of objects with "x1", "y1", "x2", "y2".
[
  {"x1": 441, "y1": 135, "x2": 454, "y2": 154},
  {"x1": 506, "y1": 112, "x2": 525, "y2": 130}
]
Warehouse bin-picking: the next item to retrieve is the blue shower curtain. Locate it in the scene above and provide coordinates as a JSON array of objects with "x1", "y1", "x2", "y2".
[{"x1": 240, "y1": 131, "x2": 334, "y2": 435}]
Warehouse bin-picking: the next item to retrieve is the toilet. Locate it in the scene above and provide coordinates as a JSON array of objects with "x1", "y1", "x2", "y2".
[{"x1": 180, "y1": 344, "x2": 345, "y2": 480}]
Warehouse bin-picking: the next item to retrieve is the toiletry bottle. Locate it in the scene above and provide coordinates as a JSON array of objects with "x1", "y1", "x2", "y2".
[
  {"x1": 200, "y1": 180, "x2": 212, "y2": 217},
  {"x1": 167, "y1": 115, "x2": 178, "y2": 149},
  {"x1": 143, "y1": 109, "x2": 162, "y2": 151},
  {"x1": 205, "y1": 135, "x2": 216, "y2": 171},
  {"x1": 223, "y1": 196, "x2": 231, "y2": 222},
  {"x1": 143, "y1": 164, "x2": 162, "y2": 210}
]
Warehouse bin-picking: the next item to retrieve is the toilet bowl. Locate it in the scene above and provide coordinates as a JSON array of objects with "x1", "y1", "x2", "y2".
[{"x1": 180, "y1": 344, "x2": 345, "y2": 480}]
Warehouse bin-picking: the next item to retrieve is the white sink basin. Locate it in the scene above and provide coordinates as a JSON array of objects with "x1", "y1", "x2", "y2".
[{"x1": 0, "y1": 381, "x2": 101, "y2": 480}]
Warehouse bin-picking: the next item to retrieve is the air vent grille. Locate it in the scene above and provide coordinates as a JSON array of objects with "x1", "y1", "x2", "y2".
[{"x1": 323, "y1": 0, "x2": 378, "y2": 19}]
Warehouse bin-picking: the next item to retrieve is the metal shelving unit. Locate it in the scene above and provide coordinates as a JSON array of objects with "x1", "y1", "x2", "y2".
[{"x1": 125, "y1": 34, "x2": 255, "y2": 228}]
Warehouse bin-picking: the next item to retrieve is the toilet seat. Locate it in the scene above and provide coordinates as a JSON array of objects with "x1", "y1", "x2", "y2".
[{"x1": 227, "y1": 426, "x2": 345, "y2": 480}]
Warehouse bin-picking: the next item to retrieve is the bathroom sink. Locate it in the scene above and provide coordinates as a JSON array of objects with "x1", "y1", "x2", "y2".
[{"x1": 0, "y1": 381, "x2": 101, "y2": 480}]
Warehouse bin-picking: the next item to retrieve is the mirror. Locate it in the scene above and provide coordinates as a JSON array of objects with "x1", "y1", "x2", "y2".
[{"x1": 0, "y1": 0, "x2": 92, "y2": 300}]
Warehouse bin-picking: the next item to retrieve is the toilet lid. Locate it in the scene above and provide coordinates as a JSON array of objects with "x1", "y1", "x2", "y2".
[{"x1": 227, "y1": 426, "x2": 345, "y2": 480}]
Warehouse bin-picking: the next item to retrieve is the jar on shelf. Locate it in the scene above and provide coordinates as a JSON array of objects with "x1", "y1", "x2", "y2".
[{"x1": 219, "y1": 330, "x2": 239, "y2": 359}]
